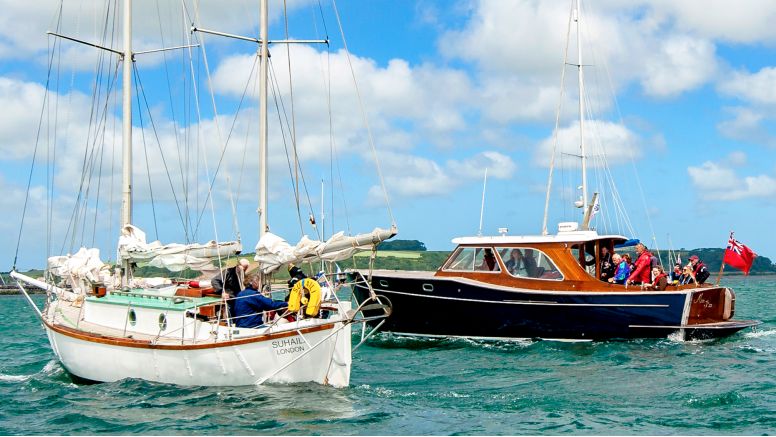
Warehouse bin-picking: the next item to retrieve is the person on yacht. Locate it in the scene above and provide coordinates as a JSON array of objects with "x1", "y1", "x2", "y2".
[
  {"x1": 232, "y1": 275, "x2": 289, "y2": 329},
  {"x1": 479, "y1": 248, "x2": 498, "y2": 271},
  {"x1": 599, "y1": 246, "x2": 615, "y2": 281},
  {"x1": 646, "y1": 266, "x2": 669, "y2": 290},
  {"x1": 670, "y1": 263, "x2": 682, "y2": 284},
  {"x1": 627, "y1": 243, "x2": 653, "y2": 285},
  {"x1": 504, "y1": 249, "x2": 525, "y2": 276},
  {"x1": 689, "y1": 255, "x2": 710, "y2": 284},
  {"x1": 608, "y1": 253, "x2": 631, "y2": 284},
  {"x1": 679, "y1": 265, "x2": 697, "y2": 286}
]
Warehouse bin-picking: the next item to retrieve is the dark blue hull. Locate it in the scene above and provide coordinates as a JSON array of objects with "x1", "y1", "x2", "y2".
[{"x1": 352, "y1": 272, "x2": 754, "y2": 341}]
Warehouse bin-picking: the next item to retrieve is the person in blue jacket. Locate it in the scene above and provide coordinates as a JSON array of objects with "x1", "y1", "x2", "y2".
[
  {"x1": 232, "y1": 275, "x2": 288, "y2": 328},
  {"x1": 608, "y1": 253, "x2": 631, "y2": 285}
]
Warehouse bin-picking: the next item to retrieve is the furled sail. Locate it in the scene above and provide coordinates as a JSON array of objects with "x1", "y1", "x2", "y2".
[
  {"x1": 254, "y1": 227, "x2": 397, "y2": 273},
  {"x1": 47, "y1": 247, "x2": 114, "y2": 298},
  {"x1": 118, "y1": 224, "x2": 242, "y2": 274}
]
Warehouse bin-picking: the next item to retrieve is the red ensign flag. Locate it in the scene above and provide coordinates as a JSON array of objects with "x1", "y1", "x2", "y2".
[{"x1": 723, "y1": 234, "x2": 757, "y2": 275}]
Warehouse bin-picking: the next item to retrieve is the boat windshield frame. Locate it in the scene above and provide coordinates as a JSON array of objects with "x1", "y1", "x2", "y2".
[
  {"x1": 494, "y1": 246, "x2": 565, "y2": 281},
  {"x1": 441, "y1": 246, "x2": 502, "y2": 274}
]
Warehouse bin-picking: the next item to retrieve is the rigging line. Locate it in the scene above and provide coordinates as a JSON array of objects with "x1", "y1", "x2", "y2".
[
  {"x1": 310, "y1": 6, "x2": 336, "y2": 237},
  {"x1": 585, "y1": 0, "x2": 653, "y2": 243},
  {"x1": 268, "y1": 59, "x2": 307, "y2": 236},
  {"x1": 134, "y1": 65, "x2": 189, "y2": 234},
  {"x1": 62, "y1": 50, "x2": 119, "y2": 254},
  {"x1": 108, "y1": 76, "x2": 119, "y2": 262},
  {"x1": 331, "y1": 0, "x2": 395, "y2": 227},
  {"x1": 155, "y1": 0, "x2": 187, "y2": 220},
  {"x1": 185, "y1": 0, "x2": 240, "y2": 252},
  {"x1": 133, "y1": 69, "x2": 160, "y2": 240},
  {"x1": 323, "y1": 48, "x2": 352, "y2": 236},
  {"x1": 542, "y1": 1, "x2": 574, "y2": 236},
  {"x1": 235, "y1": 56, "x2": 260, "y2": 210},
  {"x1": 47, "y1": 6, "x2": 65, "y2": 264},
  {"x1": 13, "y1": 30, "x2": 60, "y2": 271},
  {"x1": 90, "y1": 93, "x2": 109, "y2": 248},
  {"x1": 188, "y1": 0, "x2": 228, "y2": 274},
  {"x1": 190, "y1": 49, "x2": 259, "y2": 236},
  {"x1": 282, "y1": 0, "x2": 302, "y2": 223},
  {"x1": 267, "y1": 57, "x2": 320, "y2": 241}
]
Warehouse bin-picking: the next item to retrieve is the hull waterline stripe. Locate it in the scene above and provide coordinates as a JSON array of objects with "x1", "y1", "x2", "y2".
[{"x1": 373, "y1": 288, "x2": 670, "y2": 308}]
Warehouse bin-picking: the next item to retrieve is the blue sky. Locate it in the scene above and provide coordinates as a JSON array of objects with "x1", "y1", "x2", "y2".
[{"x1": 2, "y1": 0, "x2": 776, "y2": 271}]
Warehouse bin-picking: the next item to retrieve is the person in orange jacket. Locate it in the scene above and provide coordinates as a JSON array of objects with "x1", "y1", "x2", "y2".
[{"x1": 627, "y1": 243, "x2": 652, "y2": 285}]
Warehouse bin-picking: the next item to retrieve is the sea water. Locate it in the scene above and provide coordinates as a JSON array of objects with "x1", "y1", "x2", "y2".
[{"x1": 1, "y1": 276, "x2": 774, "y2": 435}]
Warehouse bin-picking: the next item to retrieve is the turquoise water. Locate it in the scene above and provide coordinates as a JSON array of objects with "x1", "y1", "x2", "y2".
[{"x1": 1, "y1": 277, "x2": 775, "y2": 435}]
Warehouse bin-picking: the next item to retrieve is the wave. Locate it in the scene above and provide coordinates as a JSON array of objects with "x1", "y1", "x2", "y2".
[
  {"x1": 743, "y1": 328, "x2": 776, "y2": 339},
  {"x1": 0, "y1": 373, "x2": 30, "y2": 382},
  {"x1": 0, "y1": 359, "x2": 65, "y2": 384}
]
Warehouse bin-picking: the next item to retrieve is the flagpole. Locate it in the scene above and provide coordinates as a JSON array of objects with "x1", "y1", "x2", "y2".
[{"x1": 714, "y1": 231, "x2": 733, "y2": 286}]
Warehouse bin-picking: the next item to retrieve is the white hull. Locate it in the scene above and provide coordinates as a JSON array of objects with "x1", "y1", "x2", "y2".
[{"x1": 43, "y1": 319, "x2": 352, "y2": 387}]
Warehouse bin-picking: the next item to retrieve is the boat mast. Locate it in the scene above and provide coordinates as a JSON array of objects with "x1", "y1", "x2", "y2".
[
  {"x1": 258, "y1": 0, "x2": 269, "y2": 239},
  {"x1": 575, "y1": 0, "x2": 588, "y2": 219},
  {"x1": 121, "y1": 0, "x2": 133, "y2": 281}
]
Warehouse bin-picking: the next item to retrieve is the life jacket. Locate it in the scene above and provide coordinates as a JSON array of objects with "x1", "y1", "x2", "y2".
[{"x1": 288, "y1": 278, "x2": 322, "y2": 317}]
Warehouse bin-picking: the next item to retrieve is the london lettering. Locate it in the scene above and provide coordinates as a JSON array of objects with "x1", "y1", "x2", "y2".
[{"x1": 272, "y1": 337, "x2": 305, "y2": 355}]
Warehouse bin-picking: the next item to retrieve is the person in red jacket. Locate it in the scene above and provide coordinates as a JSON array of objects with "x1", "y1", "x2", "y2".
[{"x1": 627, "y1": 243, "x2": 652, "y2": 285}]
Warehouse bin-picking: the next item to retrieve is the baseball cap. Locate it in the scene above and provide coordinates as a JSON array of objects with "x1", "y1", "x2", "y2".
[{"x1": 689, "y1": 255, "x2": 699, "y2": 261}]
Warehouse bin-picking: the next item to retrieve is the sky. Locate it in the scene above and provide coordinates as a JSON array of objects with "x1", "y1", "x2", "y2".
[{"x1": 2, "y1": 0, "x2": 776, "y2": 271}]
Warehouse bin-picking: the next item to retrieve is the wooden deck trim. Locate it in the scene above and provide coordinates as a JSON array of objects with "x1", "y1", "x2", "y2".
[{"x1": 44, "y1": 319, "x2": 337, "y2": 351}]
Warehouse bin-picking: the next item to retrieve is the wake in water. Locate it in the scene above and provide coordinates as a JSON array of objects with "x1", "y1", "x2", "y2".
[
  {"x1": 367, "y1": 331, "x2": 537, "y2": 351},
  {"x1": 0, "y1": 359, "x2": 68, "y2": 384},
  {"x1": 743, "y1": 328, "x2": 776, "y2": 339}
]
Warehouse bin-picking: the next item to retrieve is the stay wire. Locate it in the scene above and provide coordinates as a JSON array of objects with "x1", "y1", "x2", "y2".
[
  {"x1": 134, "y1": 64, "x2": 188, "y2": 236},
  {"x1": 133, "y1": 68, "x2": 160, "y2": 240},
  {"x1": 13, "y1": 28, "x2": 60, "y2": 271},
  {"x1": 331, "y1": 0, "x2": 395, "y2": 227}
]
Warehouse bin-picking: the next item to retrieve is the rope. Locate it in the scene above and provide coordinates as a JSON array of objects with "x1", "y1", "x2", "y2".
[
  {"x1": 330, "y1": 0, "x2": 395, "y2": 227},
  {"x1": 542, "y1": 3, "x2": 574, "y2": 235}
]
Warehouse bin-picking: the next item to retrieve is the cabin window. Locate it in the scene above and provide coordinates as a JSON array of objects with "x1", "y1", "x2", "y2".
[
  {"x1": 127, "y1": 309, "x2": 137, "y2": 326},
  {"x1": 571, "y1": 243, "x2": 596, "y2": 277},
  {"x1": 443, "y1": 247, "x2": 501, "y2": 272},
  {"x1": 496, "y1": 247, "x2": 563, "y2": 280},
  {"x1": 158, "y1": 314, "x2": 168, "y2": 331}
]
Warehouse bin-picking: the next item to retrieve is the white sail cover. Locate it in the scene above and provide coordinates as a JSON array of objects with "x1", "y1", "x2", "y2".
[
  {"x1": 118, "y1": 224, "x2": 242, "y2": 274},
  {"x1": 48, "y1": 247, "x2": 115, "y2": 298},
  {"x1": 254, "y1": 227, "x2": 396, "y2": 273}
]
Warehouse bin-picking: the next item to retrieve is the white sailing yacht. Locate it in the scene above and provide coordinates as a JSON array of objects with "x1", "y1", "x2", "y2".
[{"x1": 11, "y1": 0, "x2": 395, "y2": 387}]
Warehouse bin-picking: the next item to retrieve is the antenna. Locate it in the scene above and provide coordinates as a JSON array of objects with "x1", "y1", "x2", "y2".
[{"x1": 478, "y1": 168, "x2": 488, "y2": 236}]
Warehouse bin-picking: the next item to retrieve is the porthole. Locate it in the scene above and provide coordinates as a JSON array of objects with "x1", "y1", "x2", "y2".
[
  {"x1": 127, "y1": 309, "x2": 137, "y2": 326},
  {"x1": 158, "y1": 314, "x2": 167, "y2": 331}
]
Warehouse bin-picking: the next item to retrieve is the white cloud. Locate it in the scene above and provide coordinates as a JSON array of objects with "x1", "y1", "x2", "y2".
[
  {"x1": 718, "y1": 67, "x2": 776, "y2": 106},
  {"x1": 369, "y1": 150, "x2": 517, "y2": 200},
  {"x1": 641, "y1": 35, "x2": 717, "y2": 98},
  {"x1": 687, "y1": 160, "x2": 776, "y2": 200},
  {"x1": 447, "y1": 151, "x2": 516, "y2": 180},
  {"x1": 649, "y1": 0, "x2": 776, "y2": 44},
  {"x1": 0, "y1": 0, "x2": 313, "y2": 62},
  {"x1": 534, "y1": 120, "x2": 642, "y2": 168},
  {"x1": 212, "y1": 45, "x2": 473, "y2": 146},
  {"x1": 716, "y1": 107, "x2": 776, "y2": 148}
]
